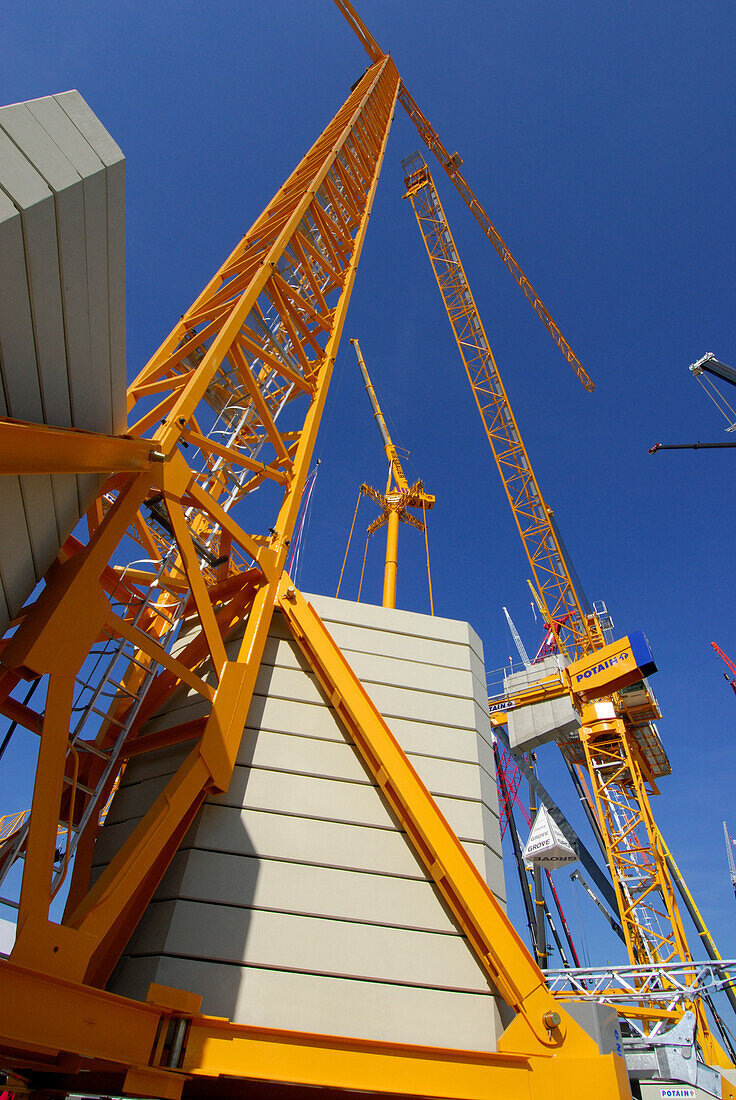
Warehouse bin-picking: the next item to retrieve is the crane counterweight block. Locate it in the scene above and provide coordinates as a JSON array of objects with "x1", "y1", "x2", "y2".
[{"x1": 566, "y1": 631, "x2": 657, "y2": 703}]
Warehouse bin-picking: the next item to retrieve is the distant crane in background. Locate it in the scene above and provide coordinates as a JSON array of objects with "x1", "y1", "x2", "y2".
[
  {"x1": 724, "y1": 822, "x2": 736, "y2": 904},
  {"x1": 711, "y1": 642, "x2": 736, "y2": 699},
  {"x1": 338, "y1": 339, "x2": 435, "y2": 611},
  {"x1": 650, "y1": 354, "x2": 736, "y2": 452},
  {"x1": 502, "y1": 606, "x2": 531, "y2": 669},
  {"x1": 401, "y1": 145, "x2": 736, "y2": 1063}
]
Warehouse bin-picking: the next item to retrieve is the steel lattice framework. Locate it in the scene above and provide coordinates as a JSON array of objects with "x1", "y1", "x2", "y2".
[
  {"x1": 401, "y1": 155, "x2": 729, "y2": 1070},
  {"x1": 0, "y1": 53, "x2": 401, "y2": 992},
  {"x1": 403, "y1": 154, "x2": 594, "y2": 663},
  {"x1": 332, "y1": 0, "x2": 594, "y2": 394},
  {"x1": 547, "y1": 958, "x2": 736, "y2": 1039},
  {"x1": 577, "y1": 723, "x2": 690, "y2": 970},
  {"x1": 0, "y1": 37, "x2": 635, "y2": 1100}
]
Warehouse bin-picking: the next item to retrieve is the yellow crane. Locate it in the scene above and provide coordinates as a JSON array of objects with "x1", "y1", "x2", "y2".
[
  {"x1": 332, "y1": 0, "x2": 594, "y2": 394},
  {"x1": 350, "y1": 338, "x2": 434, "y2": 609},
  {"x1": 400, "y1": 149, "x2": 732, "y2": 1070},
  {"x1": 0, "y1": 32, "x2": 632, "y2": 1100}
]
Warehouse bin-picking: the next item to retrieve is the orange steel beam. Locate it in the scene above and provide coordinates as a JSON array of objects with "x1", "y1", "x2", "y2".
[
  {"x1": 0, "y1": 418, "x2": 161, "y2": 475},
  {"x1": 331, "y1": 0, "x2": 593, "y2": 391},
  {"x1": 0, "y1": 954, "x2": 629, "y2": 1100},
  {"x1": 183, "y1": 1013, "x2": 629, "y2": 1100}
]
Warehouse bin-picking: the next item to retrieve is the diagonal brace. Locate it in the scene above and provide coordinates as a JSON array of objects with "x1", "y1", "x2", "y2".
[{"x1": 276, "y1": 578, "x2": 598, "y2": 1055}]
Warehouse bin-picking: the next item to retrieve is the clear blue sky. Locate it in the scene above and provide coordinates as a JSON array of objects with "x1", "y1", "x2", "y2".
[{"x1": 4, "y1": 2, "x2": 736, "y2": 976}]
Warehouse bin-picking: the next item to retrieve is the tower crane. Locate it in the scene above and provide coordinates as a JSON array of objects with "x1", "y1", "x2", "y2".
[
  {"x1": 400, "y1": 149, "x2": 733, "y2": 1067},
  {"x1": 0, "y1": 28, "x2": 635, "y2": 1100},
  {"x1": 712, "y1": 642, "x2": 736, "y2": 699},
  {"x1": 332, "y1": 0, "x2": 594, "y2": 394},
  {"x1": 503, "y1": 606, "x2": 531, "y2": 670},
  {"x1": 724, "y1": 822, "x2": 736, "y2": 904},
  {"x1": 351, "y1": 338, "x2": 434, "y2": 609}
]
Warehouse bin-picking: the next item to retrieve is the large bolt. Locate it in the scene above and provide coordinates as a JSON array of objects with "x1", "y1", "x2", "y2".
[{"x1": 543, "y1": 1011, "x2": 562, "y2": 1030}]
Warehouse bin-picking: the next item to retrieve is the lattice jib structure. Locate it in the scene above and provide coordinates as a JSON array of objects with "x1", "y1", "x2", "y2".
[
  {"x1": 403, "y1": 154, "x2": 594, "y2": 663},
  {"x1": 0, "y1": 50, "x2": 635, "y2": 1100},
  {"x1": 401, "y1": 154, "x2": 728, "y2": 1066},
  {"x1": 0, "y1": 54, "x2": 401, "y2": 989},
  {"x1": 332, "y1": 0, "x2": 594, "y2": 393}
]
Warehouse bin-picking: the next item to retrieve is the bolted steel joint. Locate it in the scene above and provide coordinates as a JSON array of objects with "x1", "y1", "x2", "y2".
[{"x1": 543, "y1": 1010, "x2": 561, "y2": 1030}]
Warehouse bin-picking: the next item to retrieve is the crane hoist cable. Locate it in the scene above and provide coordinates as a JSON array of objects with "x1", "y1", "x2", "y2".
[
  {"x1": 691, "y1": 353, "x2": 736, "y2": 430},
  {"x1": 357, "y1": 531, "x2": 370, "y2": 603},
  {"x1": 336, "y1": 488, "x2": 363, "y2": 599},
  {"x1": 650, "y1": 353, "x2": 736, "y2": 451},
  {"x1": 285, "y1": 461, "x2": 320, "y2": 585},
  {"x1": 694, "y1": 371, "x2": 736, "y2": 430},
  {"x1": 421, "y1": 498, "x2": 434, "y2": 616}
]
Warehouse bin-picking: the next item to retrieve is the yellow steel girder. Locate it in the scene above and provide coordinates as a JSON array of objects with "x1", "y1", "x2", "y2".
[
  {"x1": 2, "y1": 54, "x2": 401, "y2": 993},
  {"x1": 1, "y1": 582, "x2": 630, "y2": 1100},
  {"x1": 403, "y1": 155, "x2": 593, "y2": 661},
  {"x1": 0, "y1": 417, "x2": 162, "y2": 475}
]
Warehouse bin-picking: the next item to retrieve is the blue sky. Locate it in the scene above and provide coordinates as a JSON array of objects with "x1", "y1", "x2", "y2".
[{"x1": 4, "y1": 1, "x2": 736, "y2": 978}]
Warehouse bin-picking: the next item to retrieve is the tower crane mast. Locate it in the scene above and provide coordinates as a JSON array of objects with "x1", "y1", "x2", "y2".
[
  {"x1": 400, "y1": 152, "x2": 728, "y2": 1063},
  {"x1": 350, "y1": 338, "x2": 434, "y2": 609}
]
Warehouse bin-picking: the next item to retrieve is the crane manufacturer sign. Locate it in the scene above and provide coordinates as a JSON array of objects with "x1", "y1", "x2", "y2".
[{"x1": 567, "y1": 631, "x2": 657, "y2": 703}]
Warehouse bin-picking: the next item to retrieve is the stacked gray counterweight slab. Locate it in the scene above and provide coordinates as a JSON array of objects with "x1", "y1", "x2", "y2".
[
  {"x1": 100, "y1": 595, "x2": 509, "y2": 1051},
  {"x1": 0, "y1": 91, "x2": 125, "y2": 632}
]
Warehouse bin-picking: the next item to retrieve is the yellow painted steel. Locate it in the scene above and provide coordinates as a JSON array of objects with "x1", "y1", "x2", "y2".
[
  {"x1": 0, "y1": 956, "x2": 633, "y2": 1100},
  {"x1": 403, "y1": 155, "x2": 592, "y2": 661},
  {"x1": 383, "y1": 505, "x2": 400, "y2": 607},
  {"x1": 0, "y1": 52, "x2": 404, "y2": 1060},
  {"x1": 352, "y1": 337, "x2": 410, "y2": 489},
  {"x1": 402, "y1": 157, "x2": 729, "y2": 1060},
  {"x1": 351, "y1": 337, "x2": 434, "y2": 609},
  {"x1": 183, "y1": 1013, "x2": 630, "y2": 1100},
  {"x1": 0, "y1": 11, "x2": 700, "y2": 1100},
  {"x1": 332, "y1": 0, "x2": 594, "y2": 391},
  {"x1": 0, "y1": 417, "x2": 161, "y2": 474}
]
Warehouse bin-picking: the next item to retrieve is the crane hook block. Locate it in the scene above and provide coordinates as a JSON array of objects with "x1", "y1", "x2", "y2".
[{"x1": 567, "y1": 631, "x2": 657, "y2": 703}]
